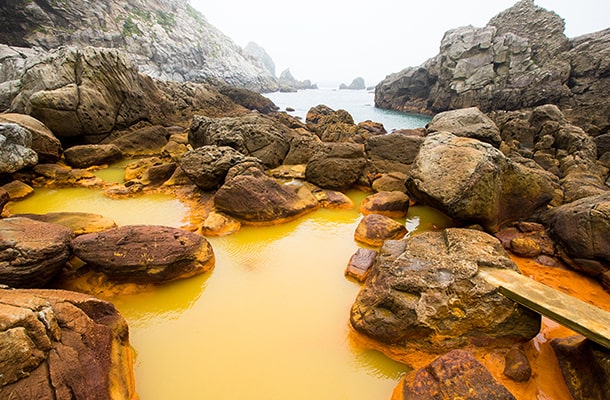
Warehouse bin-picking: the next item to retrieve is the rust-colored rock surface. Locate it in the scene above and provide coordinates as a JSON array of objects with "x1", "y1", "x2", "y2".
[
  {"x1": 71, "y1": 225, "x2": 214, "y2": 283},
  {"x1": 0, "y1": 288, "x2": 137, "y2": 399}
]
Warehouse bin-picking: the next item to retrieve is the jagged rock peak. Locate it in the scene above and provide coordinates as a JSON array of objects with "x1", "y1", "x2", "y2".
[
  {"x1": 374, "y1": 0, "x2": 610, "y2": 134},
  {"x1": 244, "y1": 42, "x2": 276, "y2": 77},
  {"x1": 0, "y1": 0, "x2": 278, "y2": 91},
  {"x1": 278, "y1": 68, "x2": 317, "y2": 92}
]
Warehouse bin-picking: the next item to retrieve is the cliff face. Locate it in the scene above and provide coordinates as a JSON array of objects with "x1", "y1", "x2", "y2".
[
  {"x1": 375, "y1": 0, "x2": 610, "y2": 135},
  {"x1": 0, "y1": 0, "x2": 278, "y2": 91}
]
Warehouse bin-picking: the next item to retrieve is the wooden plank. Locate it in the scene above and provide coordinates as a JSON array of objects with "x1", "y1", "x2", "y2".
[{"x1": 478, "y1": 267, "x2": 610, "y2": 349}]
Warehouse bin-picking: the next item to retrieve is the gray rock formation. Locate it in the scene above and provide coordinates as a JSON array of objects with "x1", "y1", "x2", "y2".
[
  {"x1": 339, "y1": 77, "x2": 365, "y2": 90},
  {"x1": 0, "y1": 0, "x2": 277, "y2": 91},
  {"x1": 542, "y1": 193, "x2": 610, "y2": 274},
  {"x1": 492, "y1": 104, "x2": 609, "y2": 203},
  {"x1": 189, "y1": 114, "x2": 290, "y2": 168},
  {"x1": 426, "y1": 107, "x2": 502, "y2": 148},
  {"x1": 375, "y1": 0, "x2": 610, "y2": 135},
  {"x1": 0, "y1": 122, "x2": 38, "y2": 174},
  {"x1": 0, "y1": 44, "x2": 247, "y2": 142},
  {"x1": 305, "y1": 142, "x2": 367, "y2": 189},
  {"x1": 0, "y1": 217, "x2": 73, "y2": 288},
  {"x1": 244, "y1": 41, "x2": 276, "y2": 77},
  {"x1": 350, "y1": 228, "x2": 541, "y2": 347},
  {"x1": 0, "y1": 113, "x2": 62, "y2": 163},
  {"x1": 0, "y1": 288, "x2": 136, "y2": 399},
  {"x1": 278, "y1": 68, "x2": 317, "y2": 92},
  {"x1": 71, "y1": 225, "x2": 215, "y2": 284}
]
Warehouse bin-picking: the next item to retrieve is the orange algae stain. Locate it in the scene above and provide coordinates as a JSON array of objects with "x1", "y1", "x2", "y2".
[
  {"x1": 512, "y1": 255, "x2": 610, "y2": 312},
  {"x1": 353, "y1": 256, "x2": 610, "y2": 400}
]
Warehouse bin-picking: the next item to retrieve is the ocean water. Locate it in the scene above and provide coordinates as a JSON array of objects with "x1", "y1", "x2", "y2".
[{"x1": 264, "y1": 88, "x2": 431, "y2": 132}]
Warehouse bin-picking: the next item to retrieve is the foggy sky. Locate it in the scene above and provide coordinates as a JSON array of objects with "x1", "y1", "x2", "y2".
[{"x1": 190, "y1": 0, "x2": 609, "y2": 87}]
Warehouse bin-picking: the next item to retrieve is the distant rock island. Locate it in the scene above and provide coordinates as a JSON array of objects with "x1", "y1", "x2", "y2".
[
  {"x1": 0, "y1": 0, "x2": 315, "y2": 92},
  {"x1": 375, "y1": 0, "x2": 609, "y2": 135},
  {"x1": 278, "y1": 69, "x2": 318, "y2": 92},
  {"x1": 340, "y1": 77, "x2": 366, "y2": 90}
]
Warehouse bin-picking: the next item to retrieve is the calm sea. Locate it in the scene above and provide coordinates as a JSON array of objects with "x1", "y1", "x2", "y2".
[{"x1": 264, "y1": 88, "x2": 431, "y2": 132}]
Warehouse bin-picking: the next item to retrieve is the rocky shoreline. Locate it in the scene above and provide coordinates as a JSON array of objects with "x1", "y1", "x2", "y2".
[{"x1": 1, "y1": 0, "x2": 609, "y2": 399}]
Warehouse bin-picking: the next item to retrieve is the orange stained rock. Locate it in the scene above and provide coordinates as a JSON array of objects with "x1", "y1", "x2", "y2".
[{"x1": 360, "y1": 256, "x2": 610, "y2": 400}]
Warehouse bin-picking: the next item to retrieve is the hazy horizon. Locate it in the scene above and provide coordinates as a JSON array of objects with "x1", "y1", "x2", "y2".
[{"x1": 190, "y1": 0, "x2": 609, "y2": 87}]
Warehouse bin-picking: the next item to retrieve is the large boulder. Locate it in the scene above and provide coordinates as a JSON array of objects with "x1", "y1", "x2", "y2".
[
  {"x1": 350, "y1": 228, "x2": 541, "y2": 348},
  {"x1": 305, "y1": 142, "x2": 367, "y2": 189},
  {"x1": 541, "y1": 194, "x2": 610, "y2": 282},
  {"x1": 71, "y1": 225, "x2": 215, "y2": 284},
  {"x1": 188, "y1": 114, "x2": 289, "y2": 168},
  {"x1": 214, "y1": 166, "x2": 319, "y2": 224},
  {"x1": 364, "y1": 131, "x2": 424, "y2": 174},
  {"x1": 305, "y1": 105, "x2": 369, "y2": 143},
  {"x1": 178, "y1": 145, "x2": 261, "y2": 190},
  {"x1": 425, "y1": 107, "x2": 502, "y2": 148},
  {"x1": 6, "y1": 46, "x2": 175, "y2": 140},
  {"x1": 406, "y1": 131, "x2": 560, "y2": 232},
  {"x1": 0, "y1": 122, "x2": 38, "y2": 174},
  {"x1": 0, "y1": 217, "x2": 73, "y2": 288},
  {"x1": 0, "y1": 113, "x2": 62, "y2": 163},
  {"x1": 0, "y1": 288, "x2": 136, "y2": 399},
  {"x1": 398, "y1": 349, "x2": 516, "y2": 399}
]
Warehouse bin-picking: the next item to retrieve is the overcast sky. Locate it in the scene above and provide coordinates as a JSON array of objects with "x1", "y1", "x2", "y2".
[{"x1": 189, "y1": 0, "x2": 609, "y2": 87}]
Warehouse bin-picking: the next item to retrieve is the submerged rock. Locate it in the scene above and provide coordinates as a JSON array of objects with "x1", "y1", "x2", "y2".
[
  {"x1": 406, "y1": 131, "x2": 560, "y2": 232},
  {"x1": 350, "y1": 228, "x2": 541, "y2": 348},
  {"x1": 399, "y1": 349, "x2": 516, "y2": 399},
  {"x1": 0, "y1": 217, "x2": 73, "y2": 288},
  {"x1": 71, "y1": 225, "x2": 215, "y2": 284},
  {"x1": 0, "y1": 288, "x2": 136, "y2": 399}
]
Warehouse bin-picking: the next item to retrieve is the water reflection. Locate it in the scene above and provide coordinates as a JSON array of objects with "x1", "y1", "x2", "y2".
[
  {"x1": 5, "y1": 187, "x2": 188, "y2": 227},
  {"x1": 6, "y1": 184, "x2": 460, "y2": 399}
]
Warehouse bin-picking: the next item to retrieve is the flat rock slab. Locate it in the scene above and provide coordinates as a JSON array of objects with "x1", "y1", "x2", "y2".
[
  {"x1": 479, "y1": 267, "x2": 610, "y2": 349},
  {"x1": 71, "y1": 225, "x2": 215, "y2": 284},
  {"x1": 13, "y1": 212, "x2": 117, "y2": 235}
]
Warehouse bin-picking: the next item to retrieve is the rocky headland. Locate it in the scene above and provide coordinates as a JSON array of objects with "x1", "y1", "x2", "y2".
[
  {"x1": 375, "y1": 0, "x2": 610, "y2": 137},
  {"x1": 0, "y1": 0, "x2": 609, "y2": 399}
]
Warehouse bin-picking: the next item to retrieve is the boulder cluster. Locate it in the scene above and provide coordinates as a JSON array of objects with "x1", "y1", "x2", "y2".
[{"x1": 0, "y1": 0, "x2": 609, "y2": 399}]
